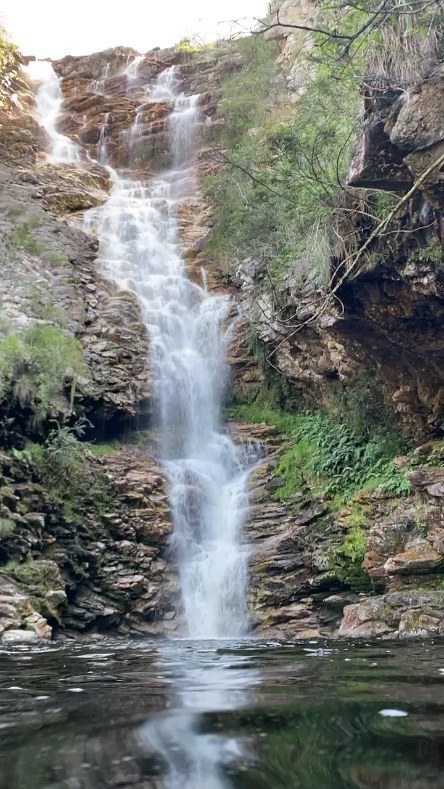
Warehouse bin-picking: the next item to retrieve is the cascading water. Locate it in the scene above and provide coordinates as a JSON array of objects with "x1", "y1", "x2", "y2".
[
  {"x1": 30, "y1": 53, "x2": 252, "y2": 638},
  {"x1": 89, "y1": 62, "x2": 111, "y2": 95},
  {"x1": 97, "y1": 112, "x2": 110, "y2": 164},
  {"x1": 91, "y1": 64, "x2": 251, "y2": 638},
  {"x1": 25, "y1": 60, "x2": 80, "y2": 163}
]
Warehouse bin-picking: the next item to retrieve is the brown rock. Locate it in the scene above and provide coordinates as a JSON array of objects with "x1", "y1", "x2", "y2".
[
  {"x1": 384, "y1": 537, "x2": 442, "y2": 575},
  {"x1": 390, "y1": 78, "x2": 444, "y2": 152}
]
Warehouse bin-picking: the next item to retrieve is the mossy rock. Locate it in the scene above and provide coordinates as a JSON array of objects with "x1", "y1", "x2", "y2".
[{"x1": 12, "y1": 559, "x2": 62, "y2": 589}]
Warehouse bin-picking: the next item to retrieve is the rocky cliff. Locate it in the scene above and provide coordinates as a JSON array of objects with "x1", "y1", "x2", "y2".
[
  {"x1": 0, "y1": 39, "x2": 253, "y2": 641},
  {"x1": 0, "y1": 3, "x2": 443, "y2": 643},
  {"x1": 223, "y1": 1, "x2": 444, "y2": 639}
]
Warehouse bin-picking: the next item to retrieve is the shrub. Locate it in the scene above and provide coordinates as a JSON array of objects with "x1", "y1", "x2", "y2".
[
  {"x1": 10, "y1": 219, "x2": 46, "y2": 256},
  {"x1": 25, "y1": 423, "x2": 113, "y2": 519},
  {"x1": 0, "y1": 323, "x2": 87, "y2": 422},
  {"x1": 0, "y1": 26, "x2": 19, "y2": 107},
  {"x1": 365, "y1": 3, "x2": 443, "y2": 91},
  {"x1": 204, "y1": 31, "x2": 359, "y2": 284},
  {"x1": 205, "y1": 3, "x2": 441, "y2": 289},
  {"x1": 343, "y1": 526, "x2": 367, "y2": 564},
  {"x1": 175, "y1": 36, "x2": 213, "y2": 53}
]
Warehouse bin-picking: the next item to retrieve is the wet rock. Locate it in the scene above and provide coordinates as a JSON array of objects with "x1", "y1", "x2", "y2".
[
  {"x1": 0, "y1": 575, "x2": 52, "y2": 641},
  {"x1": 339, "y1": 598, "x2": 397, "y2": 638},
  {"x1": 1, "y1": 628, "x2": 41, "y2": 642},
  {"x1": 38, "y1": 161, "x2": 112, "y2": 213},
  {"x1": 226, "y1": 317, "x2": 265, "y2": 402},
  {"x1": 339, "y1": 590, "x2": 444, "y2": 640},
  {"x1": 0, "y1": 447, "x2": 177, "y2": 638}
]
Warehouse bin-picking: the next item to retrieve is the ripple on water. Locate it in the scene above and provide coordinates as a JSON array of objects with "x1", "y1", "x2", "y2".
[{"x1": 0, "y1": 638, "x2": 443, "y2": 788}]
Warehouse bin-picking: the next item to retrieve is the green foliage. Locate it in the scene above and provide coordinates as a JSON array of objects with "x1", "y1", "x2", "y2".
[
  {"x1": 10, "y1": 219, "x2": 46, "y2": 256},
  {"x1": 45, "y1": 251, "x2": 70, "y2": 265},
  {"x1": 327, "y1": 376, "x2": 402, "y2": 438},
  {"x1": 0, "y1": 26, "x2": 19, "y2": 106},
  {"x1": 232, "y1": 398, "x2": 411, "y2": 504},
  {"x1": 29, "y1": 424, "x2": 88, "y2": 493},
  {"x1": 88, "y1": 441, "x2": 119, "y2": 456},
  {"x1": 32, "y1": 303, "x2": 68, "y2": 328},
  {"x1": 343, "y1": 526, "x2": 367, "y2": 564},
  {"x1": 9, "y1": 219, "x2": 69, "y2": 265},
  {"x1": 206, "y1": 3, "x2": 441, "y2": 289},
  {"x1": 0, "y1": 516, "x2": 16, "y2": 538},
  {"x1": 175, "y1": 36, "x2": 213, "y2": 53},
  {"x1": 204, "y1": 30, "x2": 359, "y2": 283},
  {"x1": 219, "y1": 36, "x2": 281, "y2": 143},
  {"x1": 25, "y1": 423, "x2": 113, "y2": 520},
  {"x1": 0, "y1": 323, "x2": 86, "y2": 422}
]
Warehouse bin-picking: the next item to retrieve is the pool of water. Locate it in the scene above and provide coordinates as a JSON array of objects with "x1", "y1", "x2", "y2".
[{"x1": 1, "y1": 638, "x2": 443, "y2": 788}]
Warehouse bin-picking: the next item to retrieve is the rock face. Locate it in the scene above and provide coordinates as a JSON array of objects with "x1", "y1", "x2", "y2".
[
  {"x1": 0, "y1": 18, "x2": 443, "y2": 644},
  {"x1": 0, "y1": 79, "x2": 152, "y2": 433},
  {"x1": 350, "y1": 76, "x2": 444, "y2": 204},
  {"x1": 0, "y1": 41, "x2": 244, "y2": 640},
  {"x1": 242, "y1": 432, "x2": 444, "y2": 639},
  {"x1": 0, "y1": 449, "x2": 176, "y2": 640},
  {"x1": 227, "y1": 3, "x2": 444, "y2": 440}
]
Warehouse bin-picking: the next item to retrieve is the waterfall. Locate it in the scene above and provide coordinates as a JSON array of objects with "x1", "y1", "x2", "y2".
[
  {"x1": 89, "y1": 62, "x2": 111, "y2": 95},
  {"x1": 32, "y1": 55, "x2": 252, "y2": 638},
  {"x1": 97, "y1": 112, "x2": 109, "y2": 164},
  {"x1": 94, "y1": 65, "x2": 251, "y2": 638},
  {"x1": 25, "y1": 60, "x2": 80, "y2": 163}
]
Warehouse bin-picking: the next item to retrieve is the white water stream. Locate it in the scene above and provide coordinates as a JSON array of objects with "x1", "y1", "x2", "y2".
[
  {"x1": 31, "y1": 59, "x2": 252, "y2": 639},
  {"x1": 25, "y1": 60, "x2": 80, "y2": 163}
]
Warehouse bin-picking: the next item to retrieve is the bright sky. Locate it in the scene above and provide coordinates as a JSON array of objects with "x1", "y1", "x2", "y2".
[{"x1": 1, "y1": 0, "x2": 269, "y2": 59}]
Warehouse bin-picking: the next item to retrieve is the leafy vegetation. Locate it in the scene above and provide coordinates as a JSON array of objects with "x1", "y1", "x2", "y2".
[
  {"x1": 205, "y1": 2, "x2": 442, "y2": 290},
  {"x1": 0, "y1": 26, "x2": 19, "y2": 107},
  {"x1": 343, "y1": 526, "x2": 367, "y2": 564},
  {"x1": 204, "y1": 26, "x2": 359, "y2": 283},
  {"x1": 88, "y1": 441, "x2": 119, "y2": 456},
  {"x1": 10, "y1": 219, "x2": 46, "y2": 256},
  {"x1": 231, "y1": 398, "x2": 410, "y2": 504},
  {"x1": 22, "y1": 423, "x2": 113, "y2": 519},
  {"x1": 175, "y1": 35, "x2": 213, "y2": 53},
  {"x1": 0, "y1": 323, "x2": 86, "y2": 422}
]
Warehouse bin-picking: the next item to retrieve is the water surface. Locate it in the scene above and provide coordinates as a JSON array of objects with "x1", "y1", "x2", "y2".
[{"x1": 1, "y1": 638, "x2": 444, "y2": 788}]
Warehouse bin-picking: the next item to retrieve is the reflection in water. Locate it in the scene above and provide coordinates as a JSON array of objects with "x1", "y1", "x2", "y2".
[
  {"x1": 1, "y1": 639, "x2": 444, "y2": 788},
  {"x1": 138, "y1": 643, "x2": 258, "y2": 788}
]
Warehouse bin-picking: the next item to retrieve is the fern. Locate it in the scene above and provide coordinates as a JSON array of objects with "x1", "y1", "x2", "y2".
[{"x1": 232, "y1": 402, "x2": 411, "y2": 503}]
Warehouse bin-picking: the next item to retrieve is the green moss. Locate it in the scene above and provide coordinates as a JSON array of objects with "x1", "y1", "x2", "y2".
[
  {"x1": 12, "y1": 560, "x2": 57, "y2": 591},
  {"x1": 45, "y1": 251, "x2": 70, "y2": 265},
  {"x1": 88, "y1": 441, "x2": 119, "y2": 456},
  {"x1": 323, "y1": 536, "x2": 371, "y2": 593},
  {"x1": 1, "y1": 558, "x2": 19, "y2": 572},
  {"x1": 342, "y1": 507, "x2": 369, "y2": 529}
]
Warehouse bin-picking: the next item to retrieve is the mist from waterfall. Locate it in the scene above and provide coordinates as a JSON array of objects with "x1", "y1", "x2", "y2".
[{"x1": 89, "y1": 63, "x2": 252, "y2": 638}]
